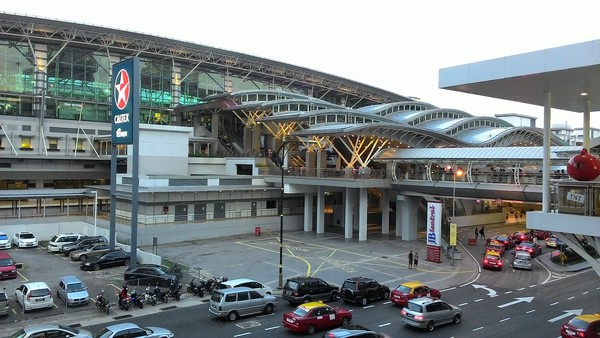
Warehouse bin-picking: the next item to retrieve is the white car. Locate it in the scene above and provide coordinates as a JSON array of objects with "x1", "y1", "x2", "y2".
[
  {"x1": 0, "y1": 232, "x2": 10, "y2": 249},
  {"x1": 218, "y1": 278, "x2": 274, "y2": 296},
  {"x1": 94, "y1": 322, "x2": 173, "y2": 338},
  {"x1": 15, "y1": 281, "x2": 54, "y2": 312},
  {"x1": 12, "y1": 231, "x2": 38, "y2": 248},
  {"x1": 9, "y1": 323, "x2": 92, "y2": 338}
]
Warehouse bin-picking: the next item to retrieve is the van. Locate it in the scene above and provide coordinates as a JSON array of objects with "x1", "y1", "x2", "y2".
[
  {"x1": 209, "y1": 286, "x2": 277, "y2": 321},
  {"x1": 57, "y1": 275, "x2": 89, "y2": 306},
  {"x1": 47, "y1": 233, "x2": 85, "y2": 253},
  {"x1": 0, "y1": 252, "x2": 20, "y2": 280}
]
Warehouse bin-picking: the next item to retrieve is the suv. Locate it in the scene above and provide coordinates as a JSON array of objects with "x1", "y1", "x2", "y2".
[
  {"x1": 47, "y1": 233, "x2": 85, "y2": 253},
  {"x1": 400, "y1": 297, "x2": 462, "y2": 332},
  {"x1": 325, "y1": 324, "x2": 392, "y2": 338},
  {"x1": 282, "y1": 276, "x2": 339, "y2": 305},
  {"x1": 340, "y1": 277, "x2": 390, "y2": 306},
  {"x1": 60, "y1": 235, "x2": 107, "y2": 256}
]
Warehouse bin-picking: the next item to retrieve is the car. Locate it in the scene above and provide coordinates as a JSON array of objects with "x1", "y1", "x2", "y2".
[
  {"x1": 80, "y1": 250, "x2": 131, "y2": 271},
  {"x1": 324, "y1": 324, "x2": 392, "y2": 338},
  {"x1": 400, "y1": 297, "x2": 462, "y2": 332},
  {"x1": 0, "y1": 232, "x2": 11, "y2": 249},
  {"x1": 340, "y1": 276, "x2": 390, "y2": 306},
  {"x1": 47, "y1": 232, "x2": 86, "y2": 253},
  {"x1": 531, "y1": 229, "x2": 552, "y2": 240},
  {"x1": 15, "y1": 281, "x2": 54, "y2": 312},
  {"x1": 511, "y1": 231, "x2": 533, "y2": 245},
  {"x1": 93, "y1": 322, "x2": 174, "y2": 338},
  {"x1": 511, "y1": 251, "x2": 532, "y2": 270},
  {"x1": 69, "y1": 243, "x2": 120, "y2": 261},
  {"x1": 218, "y1": 278, "x2": 274, "y2": 296},
  {"x1": 0, "y1": 251, "x2": 19, "y2": 280},
  {"x1": 124, "y1": 264, "x2": 180, "y2": 287},
  {"x1": 57, "y1": 275, "x2": 89, "y2": 306},
  {"x1": 390, "y1": 281, "x2": 441, "y2": 307},
  {"x1": 8, "y1": 323, "x2": 93, "y2": 338},
  {"x1": 282, "y1": 276, "x2": 340, "y2": 305},
  {"x1": 208, "y1": 286, "x2": 278, "y2": 321},
  {"x1": 482, "y1": 251, "x2": 503, "y2": 270},
  {"x1": 484, "y1": 240, "x2": 505, "y2": 256},
  {"x1": 60, "y1": 235, "x2": 107, "y2": 256},
  {"x1": 282, "y1": 301, "x2": 352, "y2": 335},
  {"x1": 0, "y1": 288, "x2": 8, "y2": 316},
  {"x1": 561, "y1": 313, "x2": 600, "y2": 338},
  {"x1": 12, "y1": 231, "x2": 38, "y2": 248},
  {"x1": 546, "y1": 235, "x2": 566, "y2": 248},
  {"x1": 515, "y1": 241, "x2": 542, "y2": 257},
  {"x1": 490, "y1": 235, "x2": 514, "y2": 250}
]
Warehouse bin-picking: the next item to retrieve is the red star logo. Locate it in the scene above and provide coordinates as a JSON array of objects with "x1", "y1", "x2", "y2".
[{"x1": 114, "y1": 69, "x2": 130, "y2": 110}]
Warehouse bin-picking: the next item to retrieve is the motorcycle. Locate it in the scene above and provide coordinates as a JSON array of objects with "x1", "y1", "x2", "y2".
[
  {"x1": 118, "y1": 294, "x2": 131, "y2": 311},
  {"x1": 95, "y1": 290, "x2": 111, "y2": 314},
  {"x1": 153, "y1": 284, "x2": 169, "y2": 304},
  {"x1": 144, "y1": 286, "x2": 156, "y2": 306},
  {"x1": 167, "y1": 279, "x2": 182, "y2": 301},
  {"x1": 129, "y1": 289, "x2": 144, "y2": 309},
  {"x1": 205, "y1": 276, "x2": 228, "y2": 295},
  {"x1": 187, "y1": 278, "x2": 206, "y2": 297}
]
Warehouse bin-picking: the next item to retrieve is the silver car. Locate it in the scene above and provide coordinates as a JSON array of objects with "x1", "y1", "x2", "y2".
[
  {"x1": 512, "y1": 251, "x2": 532, "y2": 270},
  {"x1": 401, "y1": 297, "x2": 462, "y2": 332},
  {"x1": 9, "y1": 323, "x2": 92, "y2": 338},
  {"x1": 209, "y1": 286, "x2": 278, "y2": 321}
]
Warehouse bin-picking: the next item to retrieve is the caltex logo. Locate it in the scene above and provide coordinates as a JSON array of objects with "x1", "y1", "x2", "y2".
[{"x1": 114, "y1": 69, "x2": 130, "y2": 110}]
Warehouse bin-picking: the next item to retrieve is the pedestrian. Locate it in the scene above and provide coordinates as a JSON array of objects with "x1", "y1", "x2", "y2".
[
  {"x1": 413, "y1": 252, "x2": 419, "y2": 269},
  {"x1": 479, "y1": 226, "x2": 486, "y2": 240},
  {"x1": 474, "y1": 227, "x2": 479, "y2": 240},
  {"x1": 408, "y1": 250, "x2": 413, "y2": 269}
]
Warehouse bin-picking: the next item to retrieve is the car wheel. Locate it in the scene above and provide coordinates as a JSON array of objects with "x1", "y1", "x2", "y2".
[
  {"x1": 307, "y1": 325, "x2": 316, "y2": 335},
  {"x1": 426, "y1": 321, "x2": 435, "y2": 332},
  {"x1": 382, "y1": 291, "x2": 390, "y2": 300},
  {"x1": 93, "y1": 264, "x2": 101, "y2": 271},
  {"x1": 80, "y1": 254, "x2": 87, "y2": 260},
  {"x1": 341, "y1": 316, "x2": 350, "y2": 326},
  {"x1": 360, "y1": 297, "x2": 368, "y2": 306},
  {"x1": 453, "y1": 314, "x2": 461, "y2": 324},
  {"x1": 228, "y1": 311, "x2": 239, "y2": 321},
  {"x1": 124, "y1": 259, "x2": 130, "y2": 266},
  {"x1": 105, "y1": 306, "x2": 109, "y2": 315},
  {"x1": 330, "y1": 291, "x2": 339, "y2": 301},
  {"x1": 303, "y1": 297, "x2": 311, "y2": 303},
  {"x1": 264, "y1": 303, "x2": 274, "y2": 314}
]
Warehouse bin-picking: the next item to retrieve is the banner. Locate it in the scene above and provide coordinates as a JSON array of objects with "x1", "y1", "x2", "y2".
[{"x1": 426, "y1": 201, "x2": 442, "y2": 246}]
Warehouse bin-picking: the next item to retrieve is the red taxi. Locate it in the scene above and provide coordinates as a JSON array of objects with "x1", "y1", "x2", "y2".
[
  {"x1": 282, "y1": 301, "x2": 352, "y2": 335},
  {"x1": 561, "y1": 313, "x2": 600, "y2": 337},
  {"x1": 482, "y1": 251, "x2": 503, "y2": 270},
  {"x1": 484, "y1": 240, "x2": 505, "y2": 256},
  {"x1": 390, "y1": 281, "x2": 441, "y2": 307}
]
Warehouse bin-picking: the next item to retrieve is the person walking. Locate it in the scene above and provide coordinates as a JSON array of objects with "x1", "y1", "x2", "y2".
[
  {"x1": 408, "y1": 250, "x2": 413, "y2": 269},
  {"x1": 474, "y1": 227, "x2": 479, "y2": 240},
  {"x1": 413, "y1": 252, "x2": 419, "y2": 269},
  {"x1": 479, "y1": 226, "x2": 486, "y2": 240}
]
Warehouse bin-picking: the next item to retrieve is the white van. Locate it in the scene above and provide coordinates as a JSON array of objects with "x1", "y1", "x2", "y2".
[{"x1": 47, "y1": 233, "x2": 85, "y2": 253}]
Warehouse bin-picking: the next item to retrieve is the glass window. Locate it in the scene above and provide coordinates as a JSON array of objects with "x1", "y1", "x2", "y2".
[
  {"x1": 237, "y1": 291, "x2": 249, "y2": 301},
  {"x1": 48, "y1": 138, "x2": 60, "y2": 150},
  {"x1": 20, "y1": 136, "x2": 33, "y2": 150}
]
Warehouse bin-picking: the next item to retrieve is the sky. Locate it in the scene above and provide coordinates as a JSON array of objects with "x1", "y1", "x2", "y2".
[{"x1": 3, "y1": 0, "x2": 600, "y2": 128}]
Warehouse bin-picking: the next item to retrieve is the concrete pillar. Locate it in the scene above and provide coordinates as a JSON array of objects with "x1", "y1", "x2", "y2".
[
  {"x1": 381, "y1": 189, "x2": 389, "y2": 235},
  {"x1": 316, "y1": 149, "x2": 323, "y2": 177},
  {"x1": 583, "y1": 96, "x2": 591, "y2": 149},
  {"x1": 305, "y1": 149, "x2": 315, "y2": 176},
  {"x1": 304, "y1": 193, "x2": 313, "y2": 232},
  {"x1": 344, "y1": 188, "x2": 354, "y2": 239},
  {"x1": 542, "y1": 92, "x2": 551, "y2": 213},
  {"x1": 397, "y1": 195, "x2": 419, "y2": 241},
  {"x1": 316, "y1": 186, "x2": 325, "y2": 233},
  {"x1": 358, "y1": 188, "x2": 368, "y2": 241},
  {"x1": 251, "y1": 124, "x2": 261, "y2": 156},
  {"x1": 243, "y1": 126, "x2": 252, "y2": 154},
  {"x1": 211, "y1": 112, "x2": 220, "y2": 139}
]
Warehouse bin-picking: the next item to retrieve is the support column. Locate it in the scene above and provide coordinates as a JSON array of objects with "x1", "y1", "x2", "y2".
[
  {"x1": 542, "y1": 92, "x2": 551, "y2": 213},
  {"x1": 211, "y1": 112, "x2": 220, "y2": 139},
  {"x1": 243, "y1": 125, "x2": 252, "y2": 155},
  {"x1": 397, "y1": 195, "x2": 419, "y2": 241},
  {"x1": 358, "y1": 188, "x2": 368, "y2": 241},
  {"x1": 344, "y1": 188, "x2": 354, "y2": 239},
  {"x1": 583, "y1": 96, "x2": 591, "y2": 149},
  {"x1": 316, "y1": 148, "x2": 323, "y2": 177},
  {"x1": 251, "y1": 123, "x2": 261, "y2": 156},
  {"x1": 381, "y1": 189, "x2": 389, "y2": 235},
  {"x1": 316, "y1": 186, "x2": 325, "y2": 233},
  {"x1": 304, "y1": 193, "x2": 313, "y2": 232}
]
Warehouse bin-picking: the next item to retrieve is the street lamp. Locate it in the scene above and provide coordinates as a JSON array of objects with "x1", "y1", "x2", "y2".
[
  {"x1": 91, "y1": 190, "x2": 98, "y2": 236},
  {"x1": 452, "y1": 167, "x2": 463, "y2": 218}
]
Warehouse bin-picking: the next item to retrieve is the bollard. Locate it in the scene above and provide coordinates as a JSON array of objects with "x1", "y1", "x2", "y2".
[{"x1": 254, "y1": 226, "x2": 261, "y2": 236}]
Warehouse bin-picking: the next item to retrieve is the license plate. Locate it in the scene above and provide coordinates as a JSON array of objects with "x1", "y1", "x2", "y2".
[
  {"x1": 565, "y1": 329, "x2": 574, "y2": 336},
  {"x1": 286, "y1": 318, "x2": 293, "y2": 323},
  {"x1": 36, "y1": 298, "x2": 44, "y2": 302},
  {"x1": 406, "y1": 313, "x2": 414, "y2": 318}
]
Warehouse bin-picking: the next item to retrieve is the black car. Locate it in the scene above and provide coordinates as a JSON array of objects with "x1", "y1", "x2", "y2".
[
  {"x1": 325, "y1": 324, "x2": 392, "y2": 338},
  {"x1": 60, "y1": 236, "x2": 107, "y2": 256},
  {"x1": 80, "y1": 250, "x2": 131, "y2": 271},
  {"x1": 281, "y1": 276, "x2": 339, "y2": 305},
  {"x1": 340, "y1": 277, "x2": 390, "y2": 306},
  {"x1": 123, "y1": 264, "x2": 180, "y2": 287}
]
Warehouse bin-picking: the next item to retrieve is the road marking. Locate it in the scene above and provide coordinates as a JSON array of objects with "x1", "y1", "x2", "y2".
[
  {"x1": 474, "y1": 299, "x2": 483, "y2": 302},
  {"x1": 379, "y1": 323, "x2": 391, "y2": 327},
  {"x1": 264, "y1": 326, "x2": 279, "y2": 331},
  {"x1": 233, "y1": 333, "x2": 251, "y2": 337},
  {"x1": 517, "y1": 287, "x2": 525, "y2": 291},
  {"x1": 458, "y1": 303, "x2": 468, "y2": 306},
  {"x1": 505, "y1": 291, "x2": 512, "y2": 294},
  {"x1": 497, "y1": 297, "x2": 534, "y2": 308},
  {"x1": 526, "y1": 309, "x2": 536, "y2": 313},
  {"x1": 567, "y1": 296, "x2": 575, "y2": 300},
  {"x1": 500, "y1": 317, "x2": 510, "y2": 322},
  {"x1": 472, "y1": 284, "x2": 497, "y2": 297},
  {"x1": 548, "y1": 309, "x2": 583, "y2": 322},
  {"x1": 364, "y1": 305, "x2": 374, "y2": 309},
  {"x1": 472, "y1": 327, "x2": 484, "y2": 331},
  {"x1": 582, "y1": 291, "x2": 589, "y2": 295},
  {"x1": 529, "y1": 284, "x2": 536, "y2": 288},
  {"x1": 550, "y1": 302, "x2": 559, "y2": 306}
]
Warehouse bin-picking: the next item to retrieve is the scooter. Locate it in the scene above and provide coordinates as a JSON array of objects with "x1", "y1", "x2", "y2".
[
  {"x1": 167, "y1": 279, "x2": 182, "y2": 301},
  {"x1": 186, "y1": 278, "x2": 206, "y2": 297},
  {"x1": 95, "y1": 290, "x2": 111, "y2": 314},
  {"x1": 129, "y1": 289, "x2": 144, "y2": 309},
  {"x1": 153, "y1": 284, "x2": 169, "y2": 304},
  {"x1": 118, "y1": 294, "x2": 131, "y2": 311},
  {"x1": 144, "y1": 286, "x2": 156, "y2": 306}
]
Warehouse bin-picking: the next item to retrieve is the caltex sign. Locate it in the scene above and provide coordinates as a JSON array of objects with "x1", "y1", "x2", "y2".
[{"x1": 111, "y1": 58, "x2": 139, "y2": 145}]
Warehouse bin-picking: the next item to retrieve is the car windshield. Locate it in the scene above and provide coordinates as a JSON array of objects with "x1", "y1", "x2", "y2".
[
  {"x1": 395, "y1": 285, "x2": 412, "y2": 293},
  {"x1": 292, "y1": 307, "x2": 309, "y2": 316},
  {"x1": 0, "y1": 234, "x2": 8, "y2": 240},
  {"x1": 0, "y1": 258, "x2": 15, "y2": 267},
  {"x1": 210, "y1": 292, "x2": 223, "y2": 302},
  {"x1": 485, "y1": 254, "x2": 499, "y2": 260},
  {"x1": 406, "y1": 302, "x2": 423, "y2": 312},
  {"x1": 30, "y1": 288, "x2": 50, "y2": 297},
  {"x1": 19, "y1": 233, "x2": 34, "y2": 239},
  {"x1": 285, "y1": 281, "x2": 299, "y2": 291},
  {"x1": 93, "y1": 328, "x2": 115, "y2": 338},
  {"x1": 67, "y1": 282, "x2": 86, "y2": 292},
  {"x1": 50, "y1": 235, "x2": 59, "y2": 242},
  {"x1": 8, "y1": 329, "x2": 26, "y2": 338},
  {"x1": 567, "y1": 318, "x2": 592, "y2": 330},
  {"x1": 342, "y1": 281, "x2": 356, "y2": 290}
]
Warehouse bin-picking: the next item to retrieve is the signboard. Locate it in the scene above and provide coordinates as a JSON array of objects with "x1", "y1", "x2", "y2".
[
  {"x1": 426, "y1": 201, "x2": 442, "y2": 246},
  {"x1": 450, "y1": 223, "x2": 457, "y2": 246},
  {"x1": 111, "y1": 58, "x2": 140, "y2": 144},
  {"x1": 566, "y1": 192, "x2": 585, "y2": 204}
]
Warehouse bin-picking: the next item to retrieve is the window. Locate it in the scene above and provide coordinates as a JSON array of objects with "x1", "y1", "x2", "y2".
[
  {"x1": 237, "y1": 291, "x2": 249, "y2": 301},
  {"x1": 225, "y1": 294, "x2": 236, "y2": 302},
  {"x1": 74, "y1": 139, "x2": 85, "y2": 152},
  {"x1": 48, "y1": 137, "x2": 60, "y2": 151},
  {"x1": 20, "y1": 136, "x2": 33, "y2": 150}
]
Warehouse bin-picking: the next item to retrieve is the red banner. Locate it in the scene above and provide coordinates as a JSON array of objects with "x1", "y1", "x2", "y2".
[{"x1": 426, "y1": 245, "x2": 441, "y2": 263}]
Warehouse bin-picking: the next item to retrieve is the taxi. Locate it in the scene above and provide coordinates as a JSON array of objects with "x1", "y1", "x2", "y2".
[
  {"x1": 561, "y1": 313, "x2": 600, "y2": 337},
  {"x1": 482, "y1": 250, "x2": 503, "y2": 270},
  {"x1": 484, "y1": 240, "x2": 505, "y2": 256},
  {"x1": 282, "y1": 301, "x2": 352, "y2": 335},
  {"x1": 390, "y1": 281, "x2": 441, "y2": 307}
]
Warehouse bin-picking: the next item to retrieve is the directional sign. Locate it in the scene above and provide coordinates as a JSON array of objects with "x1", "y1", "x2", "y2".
[
  {"x1": 497, "y1": 297, "x2": 534, "y2": 308},
  {"x1": 548, "y1": 309, "x2": 583, "y2": 323},
  {"x1": 472, "y1": 284, "x2": 497, "y2": 297}
]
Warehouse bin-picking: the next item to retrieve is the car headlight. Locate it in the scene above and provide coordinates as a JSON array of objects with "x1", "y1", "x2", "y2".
[{"x1": 84, "y1": 262, "x2": 91, "y2": 266}]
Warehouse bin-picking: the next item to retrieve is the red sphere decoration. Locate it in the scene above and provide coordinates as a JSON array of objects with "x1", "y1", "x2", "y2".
[{"x1": 566, "y1": 148, "x2": 600, "y2": 181}]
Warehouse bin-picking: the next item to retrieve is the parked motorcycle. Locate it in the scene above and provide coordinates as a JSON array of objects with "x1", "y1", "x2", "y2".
[
  {"x1": 187, "y1": 278, "x2": 206, "y2": 297},
  {"x1": 167, "y1": 279, "x2": 182, "y2": 301},
  {"x1": 153, "y1": 284, "x2": 169, "y2": 304},
  {"x1": 118, "y1": 295, "x2": 131, "y2": 311},
  {"x1": 129, "y1": 289, "x2": 144, "y2": 309},
  {"x1": 144, "y1": 286, "x2": 156, "y2": 306},
  {"x1": 205, "y1": 276, "x2": 228, "y2": 295},
  {"x1": 95, "y1": 290, "x2": 111, "y2": 314}
]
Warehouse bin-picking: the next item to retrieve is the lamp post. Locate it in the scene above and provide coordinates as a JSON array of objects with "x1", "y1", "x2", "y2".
[
  {"x1": 91, "y1": 190, "x2": 98, "y2": 236},
  {"x1": 451, "y1": 167, "x2": 463, "y2": 266}
]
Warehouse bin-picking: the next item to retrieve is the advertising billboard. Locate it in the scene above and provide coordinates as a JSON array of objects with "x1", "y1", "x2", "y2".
[
  {"x1": 426, "y1": 201, "x2": 442, "y2": 246},
  {"x1": 111, "y1": 58, "x2": 139, "y2": 145}
]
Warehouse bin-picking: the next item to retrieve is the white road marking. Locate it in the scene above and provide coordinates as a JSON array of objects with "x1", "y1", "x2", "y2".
[
  {"x1": 379, "y1": 323, "x2": 392, "y2": 327},
  {"x1": 265, "y1": 326, "x2": 279, "y2": 331},
  {"x1": 550, "y1": 302, "x2": 559, "y2": 306},
  {"x1": 500, "y1": 317, "x2": 510, "y2": 322},
  {"x1": 472, "y1": 327, "x2": 484, "y2": 331}
]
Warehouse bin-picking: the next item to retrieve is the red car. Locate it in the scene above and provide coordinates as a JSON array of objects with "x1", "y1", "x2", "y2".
[
  {"x1": 390, "y1": 281, "x2": 441, "y2": 307},
  {"x1": 282, "y1": 301, "x2": 352, "y2": 335},
  {"x1": 482, "y1": 251, "x2": 503, "y2": 270},
  {"x1": 491, "y1": 235, "x2": 515, "y2": 250},
  {"x1": 515, "y1": 241, "x2": 542, "y2": 258},
  {"x1": 561, "y1": 313, "x2": 600, "y2": 337},
  {"x1": 511, "y1": 231, "x2": 533, "y2": 244},
  {"x1": 531, "y1": 229, "x2": 552, "y2": 240}
]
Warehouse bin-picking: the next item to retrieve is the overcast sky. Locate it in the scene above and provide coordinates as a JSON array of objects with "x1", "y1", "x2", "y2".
[{"x1": 4, "y1": 0, "x2": 600, "y2": 128}]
